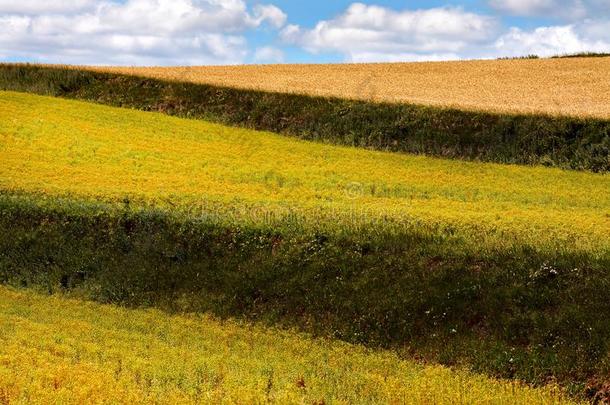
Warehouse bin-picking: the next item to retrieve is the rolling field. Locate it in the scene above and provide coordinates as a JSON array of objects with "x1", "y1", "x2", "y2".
[
  {"x1": 0, "y1": 286, "x2": 579, "y2": 404},
  {"x1": 1, "y1": 1, "x2": 609, "y2": 403},
  {"x1": 1, "y1": 90, "x2": 610, "y2": 398},
  {"x1": 1, "y1": 90, "x2": 608, "y2": 252},
  {"x1": 89, "y1": 57, "x2": 610, "y2": 119},
  {"x1": 2, "y1": 63, "x2": 609, "y2": 172}
]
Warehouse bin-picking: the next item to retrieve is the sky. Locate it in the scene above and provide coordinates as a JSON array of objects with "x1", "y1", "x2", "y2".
[{"x1": 1, "y1": 0, "x2": 610, "y2": 65}]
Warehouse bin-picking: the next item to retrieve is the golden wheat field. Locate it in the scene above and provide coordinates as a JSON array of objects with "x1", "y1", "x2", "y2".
[
  {"x1": 82, "y1": 57, "x2": 610, "y2": 119},
  {"x1": 0, "y1": 286, "x2": 581, "y2": 404}
]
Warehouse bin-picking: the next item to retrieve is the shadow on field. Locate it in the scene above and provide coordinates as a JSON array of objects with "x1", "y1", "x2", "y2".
[{"x1": 1, "y1": 192, "x2": 609, "y2": 400}]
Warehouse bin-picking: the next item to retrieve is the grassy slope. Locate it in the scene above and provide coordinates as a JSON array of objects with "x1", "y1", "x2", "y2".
[
  {"x1": 1, "y1": 64, "x2": 608, "y2": 172},
  {"x1": 1, "y1": 90, "x2": 608, "y2": 252},
  {"x1": 0, "y1": 287, "x2": 578, "y2": 404},
  {"x1": 1, "y1": 91, "x2": 609, "y2": 394}
]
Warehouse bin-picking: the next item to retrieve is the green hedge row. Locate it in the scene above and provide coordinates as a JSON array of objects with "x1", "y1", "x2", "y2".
[
  {"x1": 1, "y1": 191, "x2": 609, "y2": 396},
  {"x1": 1, "y1": 64, "x2": 608, "y2": 172}
]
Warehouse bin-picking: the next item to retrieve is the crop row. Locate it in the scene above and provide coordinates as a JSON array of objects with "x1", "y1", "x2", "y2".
[{"x1": 1, "y1": 90, "x2": 608, "y2": 255}]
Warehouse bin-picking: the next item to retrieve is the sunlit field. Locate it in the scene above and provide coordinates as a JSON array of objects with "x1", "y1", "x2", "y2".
[
  {"x1": 1, "y1": 91, "x2": 608, "y2": 254},
  {"x1": 1, "y1": 90, "x2": 609, "y2": 401},
  {"x1": 87, "y1": 57, "x2": 610, "y2": 119},
  {"x1": 0, "y1": 286, "x2": 580, "y2": 404},
  {"x1": 1, "y1": 0, "x2": 610, "y2": 402}
]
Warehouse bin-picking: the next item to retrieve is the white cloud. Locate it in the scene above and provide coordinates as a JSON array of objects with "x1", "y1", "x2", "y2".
[
  {"x1": 579, "y1": 17, "x2": 610, "y2": 38},
  {"x1": 281, "y1": 3, "x2": 497, "y2": 62},
  {"x1": 281, "y1": 2, "x2": 610, "y2": 62},
  {"x1": 252, "y1": 4, "x2": 287, "y2": 29},
  {"x1": 0, "y1": 0, "x2": 97, "y2": 15},
  {"x1": 489, "y1": 0, "x2": 575, "y2": 17},
  {"x1": 0, "y1": 0, "x2": 287, "y2": 65},
  {"x1": 3, "y1": 1, "x2": 610, "y2": 66},
  {"x1": 254, "y1": 46, "x2": 285, "y2": 63},
  {"x1": 494, "y1": 24, "x2": 610, "y2": 57},
  {"x1": 488, "y1": 0, "x2": 610, "y2": 19}
]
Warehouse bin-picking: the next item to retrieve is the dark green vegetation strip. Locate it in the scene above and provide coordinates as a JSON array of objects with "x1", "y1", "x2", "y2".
[
  {"x1": 553, "y1": 52, "x2": 610, "y2": 58},
  {"x1": 1, "y1": 191, "x2": 609, "y2": 399},
  {"x1": 1, "y1": 64, "x2": 608, "y2": 172}
]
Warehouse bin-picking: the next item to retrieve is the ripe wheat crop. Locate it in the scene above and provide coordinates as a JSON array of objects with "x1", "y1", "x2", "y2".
[{"x1": 86, "y1": 57, "x2": 610, "y2": 119}]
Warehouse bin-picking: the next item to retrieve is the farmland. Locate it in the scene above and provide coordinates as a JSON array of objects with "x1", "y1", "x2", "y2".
[
  {"x1": 2, "y1": 63, "x2": 609, "y2": 172},
  {"x1": 3, "y1": 0, "x2": 610, "y2": 399},
  {"x1": 0, "y1": 286, "x2": 581, "y2": 404},
  {"x1": 1, "y1": 90, "x2": 609, "y2": 402},
  {"x1": 84, "y1": 57, "x2": 610, "y2": 119},
  {"x1": 1, "y1": 91, "x2": 608, "y2": 252}
]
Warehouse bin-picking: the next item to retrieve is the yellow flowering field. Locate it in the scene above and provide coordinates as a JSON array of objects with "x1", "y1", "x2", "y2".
[
  {"x1": 0, "y1": 286, "x2": 580, "y2": 404},
  {"x1": 0, "y1": 90, "x2": 608, "y2": 254}
]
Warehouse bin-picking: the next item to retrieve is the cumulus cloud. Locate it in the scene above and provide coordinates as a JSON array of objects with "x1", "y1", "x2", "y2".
[
  {"x1": 281, "y1": 2, "x2": 610, "y2": 62},
  {"x1": 3, "y1": 0, "x2": 610, "y2": 65},
  {"x1": 0, "y1": 0, "x2": 97, "y2": 15},
  {"x1": 281, "y1": 3, "x2": 497, "y2": 62},
  {"x1": 488, "y1": 0, "x2": 610, "y2": 19},
  {"x1": 252, "y1": 4, "x2": 287, "y2": 29},
  {"x1": 494, "y1": 24, "x2": 610, "y2": 57},
  {"x1": 0, "y1": 0, "x2": 287, "y2": 65}
]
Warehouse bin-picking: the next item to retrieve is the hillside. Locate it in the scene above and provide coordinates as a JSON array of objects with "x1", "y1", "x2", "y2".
[
  {"x1": 1, "y1": 91, "x2": 609, "y2": 396},
  {"x1": 2, "y1": 62, "x2": 608, "y2": 172},
  {"x1": 1, "y1": 91, "x2": 608, "y2": 251},
  {"x1": 2, "y1": 1, "x2": 610, "y2": 403},
  {"x1": 0, "y1": 286, "x2": 579, "y2": 404},
  {"x1": 90, "y1": 57, "x2": 610, "y2": 119}
]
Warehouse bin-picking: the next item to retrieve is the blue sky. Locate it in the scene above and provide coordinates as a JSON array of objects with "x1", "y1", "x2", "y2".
[{"x1": 1, "y1": 0, "x2": 609, "y2": 65}]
